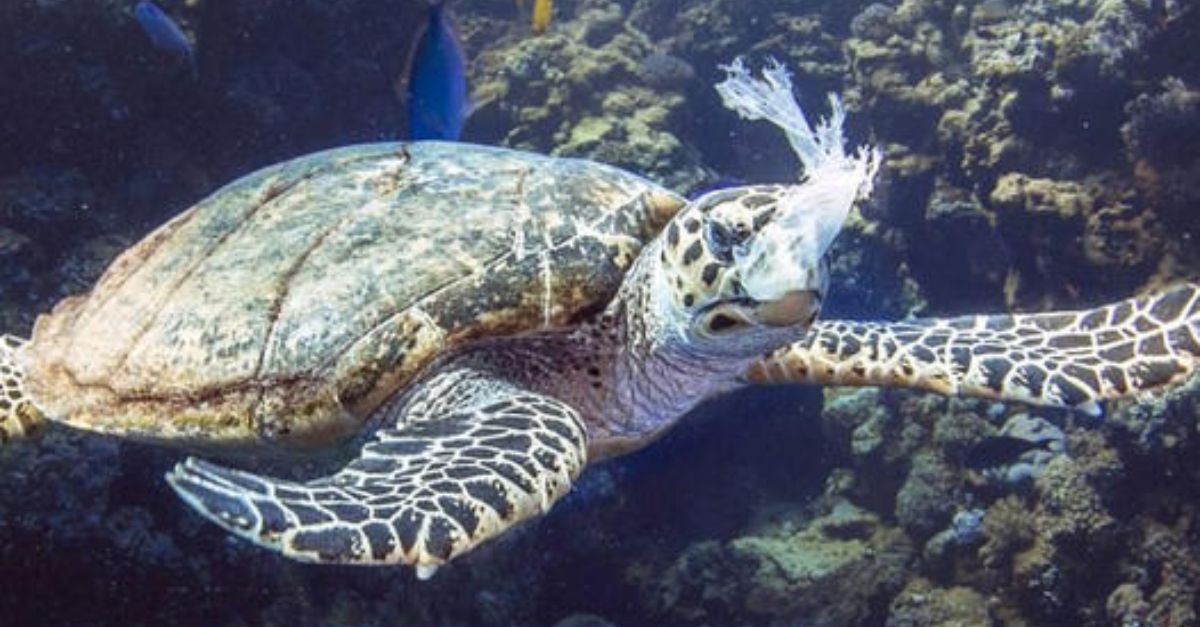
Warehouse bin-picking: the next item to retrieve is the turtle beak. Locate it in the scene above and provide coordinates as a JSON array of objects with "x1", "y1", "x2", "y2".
[{"x1": 755, "y1": 289, "x2": 821, "y2": 328}]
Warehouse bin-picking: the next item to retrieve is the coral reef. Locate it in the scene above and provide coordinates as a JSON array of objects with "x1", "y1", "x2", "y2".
[
  {"x1": 896, "y1": 450, "x2": 963, "y2": 540},
  {"x1": 464, "y1": 0, "x2": 710, "y2": 190},
  {"x1": 887, "y1": 578, "x2": 994, "y2": 627},
  {"x1": 979, "y1": 494, "x2": 1036, "y2": 571},
  {"x1": 841, "y1": 0, "x2": 1197, "y2": 310},
  {"x1": 1122, "y1": 77, "x2": 1200, "y2": 247},
  {"x1": 0, "y1": 0, "x2": 1198, "y2": 624},
  {"x1": 644, "y1": 499, "x2": 913, "y2": 626},
  {"x1": 1121, "y1": 77, "x2": 1200, "y2": 168}
]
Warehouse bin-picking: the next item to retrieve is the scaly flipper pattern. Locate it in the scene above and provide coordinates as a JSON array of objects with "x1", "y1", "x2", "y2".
[
  {"x1": 167, "y1": 367, "x2": 587, "y2": 577},
  {"x1": 745, "y1": 283, "x2": 1200, "y2": 412},
  {"x1": 0, "y1": 335, "x2": 46, "y2": 445}
]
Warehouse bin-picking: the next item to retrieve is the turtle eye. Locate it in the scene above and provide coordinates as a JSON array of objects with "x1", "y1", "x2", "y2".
[{"x1": 704, "y1": 219, "x2": 737, "y2": 263}]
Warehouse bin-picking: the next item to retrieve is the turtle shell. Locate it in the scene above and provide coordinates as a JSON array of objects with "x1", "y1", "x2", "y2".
[{"x1": 25, "y1": 142, "x2": 683, "y2": 449}]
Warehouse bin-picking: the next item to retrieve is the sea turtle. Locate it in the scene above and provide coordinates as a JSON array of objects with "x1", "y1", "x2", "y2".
[{"x1": 1, "y1": 61, "x2": 1198, "y2": 579}]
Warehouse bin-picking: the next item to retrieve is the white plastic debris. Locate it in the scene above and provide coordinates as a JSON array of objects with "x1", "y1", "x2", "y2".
[{"x1": 715, "y1": 58, "x2": 881, "y2": 302}]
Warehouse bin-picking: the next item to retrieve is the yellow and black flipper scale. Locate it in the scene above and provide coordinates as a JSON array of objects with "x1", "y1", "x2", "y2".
[
  {"x1": 167, "y1": 367, "x2": 587, "y2": 579},
  {"x1": 747, "y1": 283, "x2": 1200, "y2": 414},
  {"x1": 0, "y1": 335, "x2": 46, "y2": 445}
]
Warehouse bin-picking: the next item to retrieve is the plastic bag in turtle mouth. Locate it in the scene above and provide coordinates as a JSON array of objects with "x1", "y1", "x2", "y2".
[
  {"x1": 734, "y1": 156, "x2": 877, "y2": 301},
  {"x1": 716, "y1": 57, "x2": 881, "y2": 302}
]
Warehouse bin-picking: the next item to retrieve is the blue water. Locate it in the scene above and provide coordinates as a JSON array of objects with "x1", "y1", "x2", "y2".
[{"x1": 1, "y1": 1, "x2": 1198, "y2": 625}]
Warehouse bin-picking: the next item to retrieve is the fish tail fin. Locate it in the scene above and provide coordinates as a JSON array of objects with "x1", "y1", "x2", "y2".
[
  {"x1": 0, "y1": 335, "x2": 46, "y2": 445},
  {"x1": 532, "y1": 0, "x2": 552, "y2": 33}
]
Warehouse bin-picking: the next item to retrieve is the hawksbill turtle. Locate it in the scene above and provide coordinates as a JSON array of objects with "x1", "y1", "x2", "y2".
[{"x1": 1, "y1": 60, "x2": 1197, "y2": 579}]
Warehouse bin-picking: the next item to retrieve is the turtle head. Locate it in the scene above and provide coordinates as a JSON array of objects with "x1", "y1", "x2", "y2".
[{"x1": 653, "y1": 180, "x2": 859, "y2": 357}]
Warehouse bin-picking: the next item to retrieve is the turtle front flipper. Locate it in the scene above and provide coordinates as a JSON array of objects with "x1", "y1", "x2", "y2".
[
  {"x1": 0, "y1": 335, "x2": 47, "y2": 445},
  {"x1": 745, "y1": 283, "x2": 1200, "y2": 413},
  {"x1": 166, "y1": 367, "x2": 587, "y2": 578}
]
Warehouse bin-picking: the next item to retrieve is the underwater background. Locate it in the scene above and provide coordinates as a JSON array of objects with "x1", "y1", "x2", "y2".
[{"x1": 1, "y1": 0, "x2": 1199, "y2": 625}]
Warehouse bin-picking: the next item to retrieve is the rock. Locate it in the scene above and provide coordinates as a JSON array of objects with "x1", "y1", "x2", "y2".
[
  {"x1": 1123, "y1": 77, "x2": 1200, "y2": 235},
  {"x1": 1109, "y1": 366, "x2": 1200, "y2": 457},
  {"x1": 849, "y1": 4, "x2": 896, "y2": 42},
  {"x1": 0, "y1": 0, "x2": 1199, "y2": 624},
  {"x1": 988, "y1": 173, "x2": 1155, "y2": 308},
  {"x1": 1122, "y1": 77, "x2": 1200, "y2": 168},
  {"x1": 896, "y1": 450, "x2": 962, "y2": 540},
  {"x1": 887, "y1": 578, "x2": 995, "y2": 627},
  {"x1": 923, "y1": 508, "x2": 986, "y2": 570},
  {"x1": 908, "y1": 182, "x2": 1010, "y2": 309},
  {"x1": 989, "y1": 173, "x2": 1093, "y2": 220},
  {"x1": 867, "y1": 145, "x2": 937, "y2": 228},
  {"x1": 1106, "y1": 582, "x2": 1151, "y2": 626},
  {"x1": 980, "y1": 494, "x2": 1036, "y2": 571},
  {"x1": 635, "y1": 51, "x2": 696, "y2": 90},
  {"x1": 648, "y1": 501, "x2": 913, "y2": 625},
  {"x1": 467, "y1": 6, "x2": 709, "y2": 190}
]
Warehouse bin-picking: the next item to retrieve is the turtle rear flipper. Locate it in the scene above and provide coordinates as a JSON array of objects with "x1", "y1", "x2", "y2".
[
  {"x1": 747, "y1": 282, "x2": 1200, "y2": 412},
  {"x1": 0, "y1": 335, "x2": 46, "y2": 444},
  {"x1": 167, "y1": 366, "x2": 587, "y2": 577}
]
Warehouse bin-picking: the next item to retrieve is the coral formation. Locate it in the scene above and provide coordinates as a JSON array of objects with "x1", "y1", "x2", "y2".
[
  {"x1": 0, "y1": 0, "x2": 1198, "y2": 624},
  {"x1": 979, "y1": 494, "x2": 1036, "y2": 571},
  {"x1": 896, "y1": 450, "x2": 962, "y2": 540},
  {"x1": 465, "y1": 0, "x2": 710, "y2": 190},
  {"x1": 887, "y1": 577, "x2": 994, "y2": 627},
  {"x1": 646, "y1": 500, "x2": 913, "y2": 626},
  {"x1": 841, "y1": 0, "x2": 1196, "y2": 310}
]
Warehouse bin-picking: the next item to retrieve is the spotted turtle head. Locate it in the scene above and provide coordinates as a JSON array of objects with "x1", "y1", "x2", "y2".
[{"x1": 653, "y1": 183, "x2": 846, "y2": 356}]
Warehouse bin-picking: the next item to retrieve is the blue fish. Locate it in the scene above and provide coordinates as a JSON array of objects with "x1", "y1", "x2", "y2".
[
  {"x1": 134, "y1": 0, "x2": 197, "y2": 80},
  {"x1": 402, "y1": 0, "x2": 469, "y2": 140}
]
